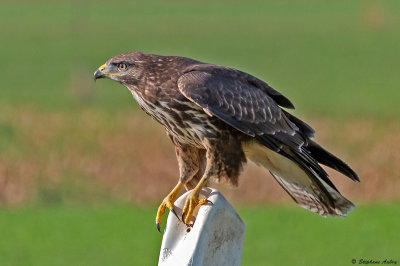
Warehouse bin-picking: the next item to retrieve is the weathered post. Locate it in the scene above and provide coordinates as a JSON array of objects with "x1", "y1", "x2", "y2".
[{"x1": 158, "y1": 187, "x2": 245, "y2": 266}]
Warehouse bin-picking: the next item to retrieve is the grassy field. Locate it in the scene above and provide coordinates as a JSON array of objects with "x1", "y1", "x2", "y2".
[
  {"x1": 0, "y1": 204, "x2": 398, "y2": 266},
  {"x1": 1, "y1": 0, "x2": 400, "y2": 118},
  {"x1": 0, "y1": 107, "x2": 399, "y2": 206},
  {"x1": 0, "y1": 0, "x2": 399, "y2": 205}
]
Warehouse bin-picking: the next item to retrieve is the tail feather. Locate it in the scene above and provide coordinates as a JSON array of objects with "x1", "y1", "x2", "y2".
[
  {"x1": 270, "y1": 171, "x2": 354, "y2": 217},
  {"x1": 282, "y1": 109, "x2": 359, "y2": 182},
  {"x1": 306, "y1": 140, "x2": 359, "y2": 182},
  {"x1": 243, "y1": 141, "x2": 355, "y2": 217}
]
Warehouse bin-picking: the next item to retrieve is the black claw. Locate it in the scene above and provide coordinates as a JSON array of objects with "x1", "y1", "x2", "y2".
[
  {"x1": 156, "y1": 223, "x2": 161, "y2": 233},
  {"x1": 206, "y1": 199, "x2": 213, "y2": 205},
  {"x1": 171, "y1": 208, "x2": 179, "y2": 220},
  {"x1": 181, "y1": 212, "x2": 186, "y2": 222}
]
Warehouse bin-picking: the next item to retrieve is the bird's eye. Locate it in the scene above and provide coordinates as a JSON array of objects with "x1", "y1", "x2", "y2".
[{"x1": 117, "y1": 63, "x2": 127, "y2": 71}]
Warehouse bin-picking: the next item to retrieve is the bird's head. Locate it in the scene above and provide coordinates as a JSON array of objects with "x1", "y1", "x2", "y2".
[{"x1": 93, "y1": 52, "x2": 147, "y2": 86}]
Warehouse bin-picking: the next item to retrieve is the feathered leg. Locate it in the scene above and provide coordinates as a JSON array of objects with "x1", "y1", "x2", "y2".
[
  {"x1": 155, "y1": 140, "x2": 201, "y2": 231},
  {"x1": 181, "y1": 148, "x2": 214, "y2": 225}
]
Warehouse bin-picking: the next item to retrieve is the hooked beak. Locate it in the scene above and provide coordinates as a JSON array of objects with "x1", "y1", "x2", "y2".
[{"x1": 93, "y1": 64, "x2": 106, "y2": 81}]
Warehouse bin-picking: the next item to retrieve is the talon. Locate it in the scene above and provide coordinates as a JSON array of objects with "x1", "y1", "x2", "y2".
[
  {"x1": 156, "y1": 223, "x2": 161, "y2": 233},
  {"x1": 182, "y1": 191, "x2": 205, "y2": 225},
  {"x1": 198, "y1": 198, "x2": 210, "y2": 205},
  {"x1": 171, "y1": 208, "x2": 179, "y2": 220},
  {"x1": 155, "y1": 182, "x2": 184, "y2": 231}
]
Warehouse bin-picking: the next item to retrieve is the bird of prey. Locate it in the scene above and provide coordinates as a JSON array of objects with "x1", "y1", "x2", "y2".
[{"x1": 94, "y1": 52, "x2": 359, "y2": 230}]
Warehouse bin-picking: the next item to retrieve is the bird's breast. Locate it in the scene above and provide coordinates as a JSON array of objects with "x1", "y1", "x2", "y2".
[{"x1": 130, "y1": 90, "x2": 219, "y2": 147}]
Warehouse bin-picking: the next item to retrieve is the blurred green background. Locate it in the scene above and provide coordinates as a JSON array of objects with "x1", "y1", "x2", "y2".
[{"x1": 0, "y1": 0, "x2": 399, "y2": 265}]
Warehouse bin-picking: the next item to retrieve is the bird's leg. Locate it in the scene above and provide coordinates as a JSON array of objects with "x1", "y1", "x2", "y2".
[
  {"x1": 155, "y1": 181, "x2": 184, "y2": 232},
  {"x1": 181, "y1": 173, "x2": 210, "y2": 225},
  {"x1": 182, "y1": 147, "x2": 215, "y2": 225},
  {"x1": 155, "y1": 140, "x2": 201, "y2": 232}
]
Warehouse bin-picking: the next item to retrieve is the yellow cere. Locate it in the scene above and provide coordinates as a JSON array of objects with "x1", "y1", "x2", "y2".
[{"x1": 98, "y1": 64, "x2": 120, "y2": 76}]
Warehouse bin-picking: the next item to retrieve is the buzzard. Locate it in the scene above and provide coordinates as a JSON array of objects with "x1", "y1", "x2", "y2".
[{"x1": 94, "y1": 52, "x2": 359, "y2": 231}]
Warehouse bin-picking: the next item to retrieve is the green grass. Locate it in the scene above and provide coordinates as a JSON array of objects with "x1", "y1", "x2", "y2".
[
  {"x1": 1, "y1": 0, "x2": 400, "y2": 118},
  {"x1": 0, "y1": 204, "x2": 398, "y2": 266},
  {"x1": 0, "y1": 205, "x2": 160, "y2": 266}
]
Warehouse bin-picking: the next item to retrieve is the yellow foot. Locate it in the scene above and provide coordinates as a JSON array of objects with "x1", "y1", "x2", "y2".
[
  {"x1": 181, "y1": 191, "x2": 209, "y2": 225},
  {"x1": 155, "y1": 182, "x2": 183, "y2": 232}
]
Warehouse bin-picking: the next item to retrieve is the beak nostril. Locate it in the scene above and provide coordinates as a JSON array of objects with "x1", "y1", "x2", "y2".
[{"x1": 99, "y1": 64, "x2": 106, "y2": 72}]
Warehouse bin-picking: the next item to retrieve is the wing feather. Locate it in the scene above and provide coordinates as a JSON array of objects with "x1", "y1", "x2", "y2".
[
  {"x1": 176, "y1": 63, "x2": 358, "y2": 217},
  {"x1": 177, "y1": 70, "x2": 298, "y2": 144},
  {"x1": 177, "y1": 64, "x2": 359, "y2": 184}
]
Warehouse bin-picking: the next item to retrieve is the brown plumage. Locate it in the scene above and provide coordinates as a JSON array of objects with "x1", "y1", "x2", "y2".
[{"x1": 94, "y1": 52, "x2": 359, "y2": 228}]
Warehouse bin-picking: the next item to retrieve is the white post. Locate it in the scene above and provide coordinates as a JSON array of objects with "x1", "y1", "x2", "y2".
[{"x1": 158, "y1": 187, "x2": 245, "y2": 266}]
